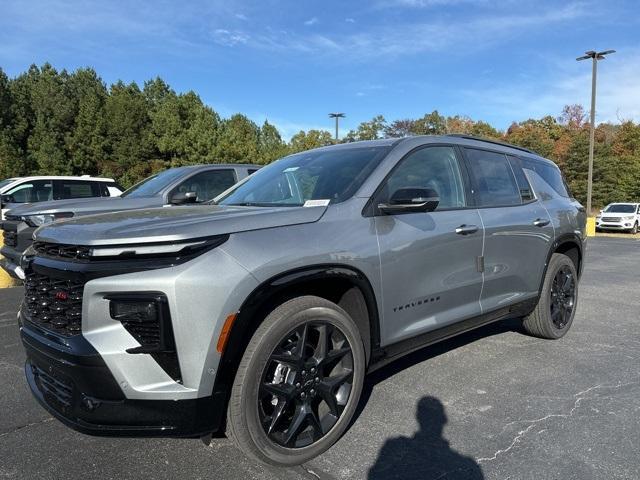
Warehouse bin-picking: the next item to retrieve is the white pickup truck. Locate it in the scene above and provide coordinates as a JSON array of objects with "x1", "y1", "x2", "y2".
[{"x1": 596, "y1": 203, "x2": 640, "y2": 234}]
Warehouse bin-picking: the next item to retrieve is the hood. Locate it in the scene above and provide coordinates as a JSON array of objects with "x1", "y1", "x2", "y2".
[
  {"x1": 7, "y1": 196, "x2": 162, "y2": 217},
  {"x1": 34, "y1": 204, "x2": 328, "y2": 246}
]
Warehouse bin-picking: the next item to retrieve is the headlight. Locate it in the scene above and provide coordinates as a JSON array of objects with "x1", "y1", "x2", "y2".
[
  {"x1": 23, "y1": 212, "x2": 73, "y2": 227},
  {"x1": 622, "y1": 215, "x2": 635, "y2": 220}
]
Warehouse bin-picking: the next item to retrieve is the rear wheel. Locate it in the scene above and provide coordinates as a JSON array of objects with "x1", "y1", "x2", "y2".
[
  {"x1": 226, "y1": 296, "x2": 365, "y2": 466},
  {"x1": 523, "y1": 253, "x2": 578, "y2": 339}
]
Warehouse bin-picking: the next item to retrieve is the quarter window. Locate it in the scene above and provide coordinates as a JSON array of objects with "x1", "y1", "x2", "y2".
[
  {"x1": 382, "y1": 146, "x2": 466, "y2": 210},
  {"x1": 465, "y1": 149, "x2": 521, "y2": 207},
  {"x1": 520, "y1": 158, "x2": 569, "y2": 197}
]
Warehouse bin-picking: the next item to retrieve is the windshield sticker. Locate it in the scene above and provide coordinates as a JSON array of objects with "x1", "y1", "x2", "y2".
[
  {"x1": 304, "y1": 199, "x2": 330, "y2": 207},
  {"x1": 283, "y1": 167, "x2": 300, "y2": 173}
]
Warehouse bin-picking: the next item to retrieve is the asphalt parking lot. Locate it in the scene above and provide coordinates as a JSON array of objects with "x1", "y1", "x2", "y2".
[{"x1": 1, "y1": 236, "x2": 639, "y2": 480}]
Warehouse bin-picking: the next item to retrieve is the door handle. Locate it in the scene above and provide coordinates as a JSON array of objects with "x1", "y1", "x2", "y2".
[
  {"x1": 455, "y1": 224, "x2": 479, "y2": 235},
  {"x1": 533, "y1": 218, "x2": 550, "y2": 227}
]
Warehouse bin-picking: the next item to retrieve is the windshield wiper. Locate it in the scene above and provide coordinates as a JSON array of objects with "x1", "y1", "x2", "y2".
[{"x1": 225, "y1": 202, "x2": 303, "y2": 207}]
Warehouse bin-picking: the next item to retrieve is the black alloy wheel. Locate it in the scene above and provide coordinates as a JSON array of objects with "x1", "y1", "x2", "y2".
[
  {"x1": 549, "y1": 265, "x2": 575, "y2": 329},
  {"x1": 258, "y1": 321, "x2": 354, "y2": 448}
]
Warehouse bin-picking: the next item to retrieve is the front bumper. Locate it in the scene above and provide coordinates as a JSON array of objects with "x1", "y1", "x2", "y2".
[
  {"x1": 0, "y1": 255, "x2": 24, "y2": 279},
  {"x1": 21, "y1": 315, "x2": 226, "y2": 437},
  {"x1": 1, "y1": 219, "x2": 34, "y2": 278},
  {"x1": 596, "y1": 223, "x2": 634, "y2": 231}
]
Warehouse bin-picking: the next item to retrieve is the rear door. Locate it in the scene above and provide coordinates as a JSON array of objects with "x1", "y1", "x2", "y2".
[
  {"x1": 462, "y1": 148, "x2": 554, "y2": 313},
  {"x1": 374, "y1": 145, "x2": 484, "y2": 345}
]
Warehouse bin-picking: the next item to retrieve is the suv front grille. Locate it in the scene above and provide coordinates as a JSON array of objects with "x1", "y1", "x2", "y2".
[
  {"x1": 31, "y1": 363, "x2": 74, "y2": 411},
  {"x1": 33, "y1": 241, "x2": 91, "y2": 261},
  {"x1": 24, "y1": 273, "x2": 84, "y2": 336},
  {"x1": 2, "y1": 230, "x2": 17, "y2": 247},
  {"x1": 601, "y1": 217, "x2": 621, "y2": 222}
]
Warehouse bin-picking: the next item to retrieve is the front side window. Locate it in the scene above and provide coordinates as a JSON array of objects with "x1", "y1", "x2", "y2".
[
  {"x1": 381, "y1": 146, "x2": 466, "y2": 210},
  {"x1": 218, "y1": 146, "x2": 391, "y2": 207},
  {"x1": 465, "y1": 149, "x2": 521, "y2": 207},
  {"x1": 172, "y1": 170, "x2": 237, "y2": 202},
  {"x1": 6, "y1": 180, "x2": 53, "y2": 203}
]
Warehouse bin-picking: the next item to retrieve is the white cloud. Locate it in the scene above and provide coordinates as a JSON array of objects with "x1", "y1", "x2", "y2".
[
  {"x1": 235, "y1": 13, "x2": 248, "y2": 21},
  {"x1": 304, "y1": 17, "x2": 318, "y2": 26},
  {"x1": 456, "y1": 48, "x2": 640, "y2": 127},
  {"x1": 345, "y1": 18, "x2": 356, "y2": 23},
  {"x1": 212, "y1": 29, "x2": 249, "y2": 47}
]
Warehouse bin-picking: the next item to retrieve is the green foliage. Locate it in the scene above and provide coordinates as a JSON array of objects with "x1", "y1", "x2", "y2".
[
  {"x1": 0, "y1": 64, "x2": 638, "y2": 206},
  {"x1": 289, "y1": 129, "x2": 334, "y2": 152}
]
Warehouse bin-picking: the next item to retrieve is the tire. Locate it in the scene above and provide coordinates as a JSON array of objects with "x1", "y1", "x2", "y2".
[
  {"x1": 523, "y1": 253, "x2": 578, "y2": 339},
  {"x1": 226, "y1": 295, "x2": 366, "y2": 466},
  {"x1": 631, "y1": 223, "x2": 638, "y2": 234}
]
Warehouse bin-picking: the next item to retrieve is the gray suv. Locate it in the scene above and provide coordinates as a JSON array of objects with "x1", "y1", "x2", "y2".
[
  {"x1": 18, "y1": 136, "x2": 585, "y2": 466},
  {"x1": 1, "y1": 164, "x2": 258, "y2": 279}
]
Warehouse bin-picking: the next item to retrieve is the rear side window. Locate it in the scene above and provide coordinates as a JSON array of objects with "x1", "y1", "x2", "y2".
[
  {"x1": 507, "y1": 156, "x2": 535, "y2": 202},
  {"x1": 464, "y1": 149, "x2": 521, "y2": 207},
  {"x1": 520, "y1": 158, "x2": 569, "y2": 197},
  {"x1": 5, "y1": 180, "x2": 53, "y2": 203},
  {"x1": 56, "y1": 181, "x2": 101, "y2": 200}
]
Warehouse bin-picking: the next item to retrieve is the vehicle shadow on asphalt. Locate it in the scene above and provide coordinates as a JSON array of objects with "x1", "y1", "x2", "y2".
[{"x1": 357, "y1": 318, "x2": 524, "y2": 479}]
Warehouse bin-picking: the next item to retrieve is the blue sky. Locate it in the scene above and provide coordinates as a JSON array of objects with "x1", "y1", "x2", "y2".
[{"x1": 1, "y1": 0, "x2": 639, "y2": 139}]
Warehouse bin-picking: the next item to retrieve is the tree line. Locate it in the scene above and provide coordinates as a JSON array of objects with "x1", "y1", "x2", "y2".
[{"x1": 1, "y1": 64, "x2": 639, "y2": 208}]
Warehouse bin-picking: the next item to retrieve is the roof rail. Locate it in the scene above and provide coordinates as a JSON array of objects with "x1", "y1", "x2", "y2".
[{"x1": 445, "y1": 134, "x2": 535, "y2": 154}]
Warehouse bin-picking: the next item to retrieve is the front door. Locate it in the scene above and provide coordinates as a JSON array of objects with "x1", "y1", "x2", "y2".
[{"x1": 374, "y1": 145, "x2": 484, "y2": 346}]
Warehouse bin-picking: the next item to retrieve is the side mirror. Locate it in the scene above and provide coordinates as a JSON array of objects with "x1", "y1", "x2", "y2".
[
  {"x1": 378, "y1": 187, "x2": 440, "y2": 214},
  {"x1": 0, "y1": 194, "x2": 15, "y2": 207},
  {"x1": 170, "y1": 191, "x2": 198, "y2": 205}
]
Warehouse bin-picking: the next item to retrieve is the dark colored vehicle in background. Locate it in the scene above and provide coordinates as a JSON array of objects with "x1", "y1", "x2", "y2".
[
  {"x1": 17, "y1": 136, "x2": 585, "y2": 466},
  {"x1": 0, "y1": 164, "x2": 259, "y2": 279}
]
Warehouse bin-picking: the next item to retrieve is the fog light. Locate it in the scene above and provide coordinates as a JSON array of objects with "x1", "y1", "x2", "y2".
[{"x1": 109, "y1": 300, "x2": 158, "y2": 323}]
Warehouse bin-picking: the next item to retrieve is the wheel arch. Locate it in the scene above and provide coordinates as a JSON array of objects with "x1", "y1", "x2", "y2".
[
  {"x1": 213, "y1": 264, "x2": 380, "y2": 404},
  {"x1": 538, "y1": 233, "x2": 584, "y2": 297}
]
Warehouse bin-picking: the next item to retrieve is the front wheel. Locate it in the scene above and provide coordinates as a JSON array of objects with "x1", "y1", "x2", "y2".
[
  {"x1": 523, "y1": 253, "x2": 578, "y2": 339},
  {"x1": 631, "y1": 222, "x2": 638, "y2": 234},
  {"x1": 226, "y1": 296, "x2": 365, "y2": 466}
]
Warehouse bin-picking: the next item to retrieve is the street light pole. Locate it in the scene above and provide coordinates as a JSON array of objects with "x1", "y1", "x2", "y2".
[
  {"x1": 576, "y1": 49, "x2": 615, "y2": 215},
  {"x1": 328, "y1": 113, "x2": 345, "y2": 142}
]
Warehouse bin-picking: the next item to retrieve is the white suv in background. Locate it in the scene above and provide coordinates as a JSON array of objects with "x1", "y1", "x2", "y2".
[
  {"x1": 596, "y1": 203, "x2": 640, "y2": 234},
  {"x1": 0, "y1": 176, "x2": 123, "y2": 220}
]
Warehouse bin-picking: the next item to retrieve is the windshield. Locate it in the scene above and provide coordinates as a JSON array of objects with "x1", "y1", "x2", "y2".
[
  {"x1": 604, "y1": 204, "x2": 636, "y2": 213},
  {"x1": 218, "y1": 146, "x2": 391, "y2": 207},
  {"x1": 0, "y1": 178, "x2": 18, "y2": 192},
  {"x1": 121, "y1": 168, "x2": 187, "y2": 198}
]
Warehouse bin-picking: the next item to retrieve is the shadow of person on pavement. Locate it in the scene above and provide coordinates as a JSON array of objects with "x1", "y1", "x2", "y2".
[{"x1": 368, "y1": 396, "x2": 484, "y2": 480}]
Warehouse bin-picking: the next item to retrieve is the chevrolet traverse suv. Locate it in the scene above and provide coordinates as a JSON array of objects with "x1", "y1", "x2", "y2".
[{"x1": 19, "y1": 136, "x2": 585, "y2": 466}]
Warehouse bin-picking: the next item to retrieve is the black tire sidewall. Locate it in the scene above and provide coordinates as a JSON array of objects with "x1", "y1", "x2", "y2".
[
  {"x1": 539, "y1": 254, "x2": 579, "y2": 338},
  {"x1": 233, "y1": 298, "x2": 365, "y2": 466}
]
